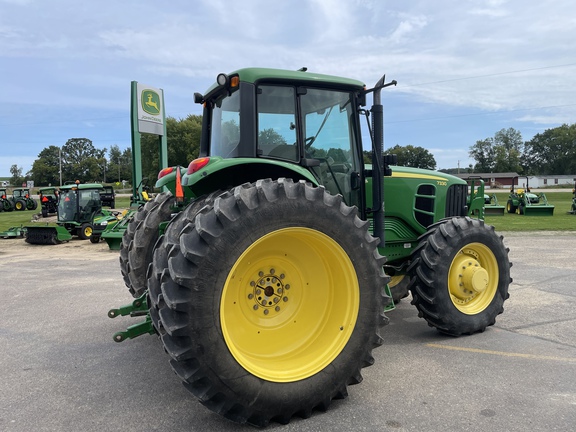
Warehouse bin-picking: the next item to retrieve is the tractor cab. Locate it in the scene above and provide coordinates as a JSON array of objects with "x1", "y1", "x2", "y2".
[{"x1": 57, "y1": 184, "x2": 103, "y2": 224}]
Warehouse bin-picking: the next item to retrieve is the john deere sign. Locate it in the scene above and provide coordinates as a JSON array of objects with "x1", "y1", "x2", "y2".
[{"x1": 136, "y1": 83, "x2": 165, "y2": 135}]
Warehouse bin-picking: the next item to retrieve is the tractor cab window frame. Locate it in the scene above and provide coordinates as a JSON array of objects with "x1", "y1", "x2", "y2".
[
  {"x1": 208, "y1": 88, "x2": 241, "y2": 158},
  {"x1": 256, "y1": 83, "x2": 363, "y2": 208}
]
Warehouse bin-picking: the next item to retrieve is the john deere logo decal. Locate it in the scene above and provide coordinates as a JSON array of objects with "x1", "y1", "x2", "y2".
[{"x1": 141, "y1": 90, "x2": 161, "y2": 115}]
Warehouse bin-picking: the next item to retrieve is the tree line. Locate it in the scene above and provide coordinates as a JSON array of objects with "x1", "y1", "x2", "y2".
[
  {"x1": 10, "y1": 116, "x2": 575, "y2": 187},
  {"x1": 469, "y1": 124, "x2": 576, "y2": 175}
]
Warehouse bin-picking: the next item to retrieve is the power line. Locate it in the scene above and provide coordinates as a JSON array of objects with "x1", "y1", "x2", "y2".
[
  {"x1": 386, "y1": 103, "x2": 576, "y2": 124},
  {"x1": 400, "y1": 63, "x2": 576, "y2": 88}
]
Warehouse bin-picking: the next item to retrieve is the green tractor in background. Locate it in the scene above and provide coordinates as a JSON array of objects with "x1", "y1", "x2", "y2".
[
  {"x1": 100, "y1": 178, "x2": 153, "y2": 250},
  {"x1": 38, "y1": 186, "x2": 59, "y2": 217},
  {"x1": 110, "y1": 68, "x2": 511, "y2": 426},
  {"x1": 10, "y1": 187, "x2": 37, "y2": 211},
  {"x1": 0, "y1": 187, "x2": 14, "y2": 212},
  {"x1": 26, "y1": 182, "x2": 117, "y2": 244},
  {"x1": 507, "y1": 176, "x2": 554, "y2": 216}
]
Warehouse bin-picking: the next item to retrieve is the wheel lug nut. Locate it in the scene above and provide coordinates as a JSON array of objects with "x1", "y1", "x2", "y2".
[
  {"x1": 250, "y1": 281, "x2": 255, "y2": 287},
  {"x1": 258, "y1": 271, "x2": 264, "y2": 277},
  {"x1": 270, "y1": 268, "x2": 275, "y2": 274},
  {"x1": 248, "y1": 293, "x2": 254, "y2": 299},
  {"x1": 275, "y1": 306, "x2": 280, "y2": 312},
  {"x1": 253, "y1": 305, "x2": 258, "y2": 310},
  {"x1": 285, "y1": 284, "x2": 290, "y2": 290},
  {"x1": 263, "y1": 309, "x2": 269, "y2": 315},
  {"x1": 283, "y1": 296, "x2": 288, "y2": 302},
  {"x1": 280, "y1": 274, "x2": 285, "y2": 279}
]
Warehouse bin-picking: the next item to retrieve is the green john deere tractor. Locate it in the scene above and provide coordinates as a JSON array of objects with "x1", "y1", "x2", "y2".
[
  {"x1": 110, "y1": 68, "x2": 511, "y2": 426},
  {"x1": 0, "y1": 187, "x2": 14, "y2": 212},
  {"x1": 38, "y1": 187, "x2": 59, "y2": 217},
  {"x1": 26, "y1": 182, "x2": 116, "y2": 244},
  {"x1": 101, "y1": 178, "x2": 153, "y2": 250},
  {"x1": 10, "y1": 187, "x2": 37, "y2": 211},
  {"x1": 507, "y1": 176, "x2": 554, "y2": 216}
]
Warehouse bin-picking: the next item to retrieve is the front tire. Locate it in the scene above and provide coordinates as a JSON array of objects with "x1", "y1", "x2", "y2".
[
  {"x1": 407, "y1": 217, "x2": 511, "y2": 336},
  {"x1": 149, "y1": 179, "x2": 388, "y2": 426},
  {"x1": 78, "y1": 223, "x2": 93, "y2": 240}
]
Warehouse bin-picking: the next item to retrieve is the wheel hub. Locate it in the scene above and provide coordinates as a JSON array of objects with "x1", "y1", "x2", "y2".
[
  {"x1": 248, "y1": 269, "x2": 290, "y2": 316},
  {"x1": 461, "y1": 263, "x2": 489, "y2": 294}
]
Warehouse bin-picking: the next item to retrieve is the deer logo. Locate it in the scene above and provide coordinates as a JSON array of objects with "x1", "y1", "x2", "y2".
[{"x1": 141, "y1": 90, "x2": 161, "y2": 115}]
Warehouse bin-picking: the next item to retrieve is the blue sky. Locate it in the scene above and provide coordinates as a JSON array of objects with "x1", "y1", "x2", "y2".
[{"x1": 1, "y1": 0, "x2": 575, "y2": 177}]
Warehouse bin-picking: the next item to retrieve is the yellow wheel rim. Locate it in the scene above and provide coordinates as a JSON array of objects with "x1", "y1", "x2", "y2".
[
  {"x1": 221, "y1": 227, "x2": 360, "y2": 382},
  {"x1": 448, "y1": 242, "x2": 498, "y2": 315},
  {"x1": 389, "y1": 274, "x2": 404, "y2": 288},
  {"x1": 85, "y1": 226, "x2": 93, "y2": 237}
]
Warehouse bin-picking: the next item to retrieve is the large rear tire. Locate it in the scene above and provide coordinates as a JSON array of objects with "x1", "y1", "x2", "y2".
[
  {"x1": 407, "y1": 217, "x2": 511, "y2": 335},
  {"x1": 148, "y1": 179, "x2": 388, "y2": 426},
  {"x1": 119, "y1": 192, "x2": 175, "y2": 298}
]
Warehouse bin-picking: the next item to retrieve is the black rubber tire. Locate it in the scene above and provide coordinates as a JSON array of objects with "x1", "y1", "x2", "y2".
[
  {"x1": 389, "y1": 274, "x2": 410, "y2": 304},
  {"x1": 41, "y1": 207, "x2": 48, "y2": 218},
  {"x1": 407, "y1": 216, "x2": 511, "y2": 336},
  {"x1": 15, "y1": 200, "x2": 26, "y2": 211},
  {"x1": 148, "y1": 192, "x2": 220, "y2": 337},
  {"x1": 506, "y1": 200, "x2": 516, "y2": 214},
  {"x1": 148, "y1": 179, "x2": 388, "y2": 426},
  {"x1": 119, "y1": 192, "x2": 175, "y2": 298},
  {"x1": 78, "y1": 222, "x2": 93, "y2": 240},
  {"x1": 27, "y1": 199, "x2": 38, "y2": 210},
  {"x1": 2, "y1": 200, "x2": 13, "y2": 211},
  {"x1": 90, "y1": 235, "x2": 101, "y2": 243}
]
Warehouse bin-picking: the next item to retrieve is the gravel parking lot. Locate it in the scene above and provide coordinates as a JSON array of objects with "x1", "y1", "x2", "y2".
[{"x1": 1, "y1": 231, "x2": 575, "y2": 432}]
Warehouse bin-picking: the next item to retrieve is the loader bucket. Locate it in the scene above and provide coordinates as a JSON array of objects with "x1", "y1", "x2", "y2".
[
  {"x1": 484, "y1": 205, "x2": 505, "y2": 216},
  {"x1": 522, "y1": 205, "x2": 554, "y2": 216},
  {"x1": 25, "y1": 225, "x2": 73, "y2": 245},
  {"x1": 101, "y1": 231, "x2": 123, "y2": 250}
]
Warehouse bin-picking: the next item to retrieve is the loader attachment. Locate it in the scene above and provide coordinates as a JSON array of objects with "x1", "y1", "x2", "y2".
[
  {"x1": 484, "y1": 194, "x2": 505, "y2": 216},
  {"x1": 519, "y1": 192, "x2": 554, "y2": 216},
  {"x1": 25, "y1": 224, "x2": 73, "y2": 245},
  {"x1": 521, "y1": 204, "x2": 555, "y2": 216}
]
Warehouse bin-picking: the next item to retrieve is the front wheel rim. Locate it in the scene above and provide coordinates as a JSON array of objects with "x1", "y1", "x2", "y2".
[
  {"x1": 448, "y1": 242, "x2": 499, "y2": 314},
  {"x1": 221, "y1": 227, "x2": 360, "y2": 382}
]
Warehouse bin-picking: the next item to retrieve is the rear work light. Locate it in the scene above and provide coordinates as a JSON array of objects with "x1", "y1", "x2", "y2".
[{"x1": 187, "y1": 157, "x2": 210, "y2": 175}]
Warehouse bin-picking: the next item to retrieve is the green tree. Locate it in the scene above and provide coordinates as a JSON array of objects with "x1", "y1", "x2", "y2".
[
  {"x1": 30, "y1": 146, "x2": 61, "y2": 185},
  {"x1": 61, "y1": 138, "x2": 106, "y2": 182},
  {"x1": 469, "y1": 128, "x2": 523, "y2": 173},
  {"x1": 10, "y1": 164, "x2": 24, "y2": 187},
  {"x1": 523, "y1": 123, "x2": 576, "y2": 175},
  {"x1": 469, "y1": 138, "x2": 495, "y2": 172},
  {"x1": 387, "y1": 144, "x2": 436, "y2": 170},
  {"x1": 259, "y1": 128, "x2": 287, "y2": 146},
  {"x1": 493, "y1": 128, "x2": 523, "y2": 173},
  {"x1": 108, "y1": 145, "x2": 133, "y2": 183}
]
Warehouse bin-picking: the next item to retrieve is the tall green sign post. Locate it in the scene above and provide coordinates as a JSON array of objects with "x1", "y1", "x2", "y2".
[{"x1": 130, "y1": 81, "x2": 168, "y2": 198}]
